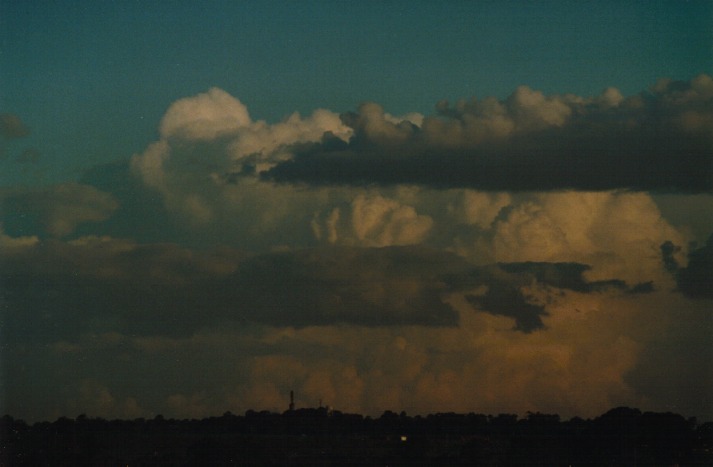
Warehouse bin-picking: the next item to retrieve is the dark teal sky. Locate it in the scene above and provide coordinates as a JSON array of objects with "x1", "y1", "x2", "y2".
[{"x1": 1, "y1": 1, "x2": 711, "y2": 185}]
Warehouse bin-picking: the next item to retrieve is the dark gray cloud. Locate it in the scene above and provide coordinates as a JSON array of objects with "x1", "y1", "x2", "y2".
[
  {"x1": 1, "y1": 238, "x2": 644, "y2": 342},
  {"x1": 660, "y1": 240, "x2": 681, "y2": 274},
  {"x1": 675, "y1": 234, "x2": 713, "y2": 299},
  {"x1": 463, "y1": 262, "x2": 637, "y2": 332},
  {"x1": 466, "y1": 282, "x2": 547, "y2": 332},
  {"x1": 660, "y1": 236, "x2": 713, "y2": 299},
  {"x1": 265, "y1": 75, "x2": 713, "y2": 193},
  {"x1": 0, "y1": 243, "x2": 466, "y2": 341},
  {"x1": 624, "y1": 297, "x2": 713, "y2": 421},
  {"x1": 497, "y1": 262, "x2": 628, "y2": 293},
  {"x1": 229, "y1": 247, "x2": 465, "y2": 328}
]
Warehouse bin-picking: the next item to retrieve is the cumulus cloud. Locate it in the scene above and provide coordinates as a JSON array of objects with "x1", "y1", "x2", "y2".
[
  {"x1": 311, "y1": 193, "x2": 433, "y2": 247},
  {"x1": 5, "y1": 79, "x2": 709, "y2": 422},
  {"x1": 120, "y1": 86, "x2": 700, "y2": 269},
  {"x1": 97, "y1": 130, "x2": 693, "y2": 292},
  {"x1": 265, "y1": 75, "x2": 713, "y2": 192},
  {"x1": 159, "y1": 87, "x2": 252, "y2": 141},
  {"x1": 128, "y1": 87, "x2": 353, "y2": 247},
  {"x1": 480, "y1": 191, "x2": 689, "y2": 286},
  {"x1": 132, "y1": 88, "x2": 351, "y2": 188}
]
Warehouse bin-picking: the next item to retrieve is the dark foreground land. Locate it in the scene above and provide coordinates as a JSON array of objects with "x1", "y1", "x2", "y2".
[{"x1": 2, "y1": 407, "x2": 712, "y2": 466}]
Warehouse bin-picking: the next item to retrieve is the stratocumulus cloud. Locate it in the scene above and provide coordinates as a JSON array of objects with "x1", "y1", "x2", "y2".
[{"x1": 265, "y1": 75, "x2": 713, "y2": 192}]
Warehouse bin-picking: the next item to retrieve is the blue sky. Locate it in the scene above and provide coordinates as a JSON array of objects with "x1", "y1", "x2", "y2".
[
  {"x1": 1, "y1": 1, "x2": 712, "y2": 422},
  {"x1": 2, "y1": 1, "x2": 711, "y2": 185}
]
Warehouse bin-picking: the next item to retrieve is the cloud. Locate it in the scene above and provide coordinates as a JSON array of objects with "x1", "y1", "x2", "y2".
[
  {"x1": 118, "y1": 88, "x2": 697, "y2": 272},
  {"x1": 465, "y1": 277, "x2": 548, "y2": 332},
  {"x1": 0, "y1": 240, "x2": 469, "y2": 341},
  {"x1": 676, "y1": 235, "x2": 713, "y2": 299},
  {"x1": 497, "y1": 262, "x2": 627, "y2": 293},
  {"x1": 1, "y1": 230, "x2": 657, "y2": 343},
  {"x1": 226, "y1": 246, "x2": 464, "y2": 328},
  {"x1": 460, "y1": 261, "x2": 642, "y2": 332},
  {"x1": 265, "y1": 75, "x2": 713, "y2": 192},
  {"x1": 2, "y1": 227, "x2": 710, "y2": 420},
  {"x1": 11, "y1": 285, "x2": 701, "y2": 422},
  {"x1": 159, "y1": 87, "x2": 252, "y2": 141},
  {"x1": 622, "y1": 291, "x2": 713, "y2": 418},
  {"x1": 652, "y1": 193, "x2": 713, "y2": 245},
  {"x1": 67, "y1": 379, "x2": 144, "y2": 420},
  {"x1": 90, "y1": 135, "x2": 693, "y2": 291},
  {"x1": 0, "y1": 113, "x2": 32, "y2": 162},
  {"x1": 0, "y1": 183, "x2": 119, "y2": 237},
  {"x1": 128, "y1": 88, "x2": 352, "y2": 248},
  {"x1": 133, "y1": 88, "x2": 351, "y2": 191},
  {"x1": 16, "y1": 148, "x2": 40, "y2": 164},
  {"x1": 5, "y1": 81, "x2": 709, "y2": 422},
  {"x1": 664, "y1": 234, "x2": 713, "y2": 299},
  {"x1": 480, "y1": 191, "x2": 688, "y2": 286},
  {"x1": 0, "y1": 113, "x2": 30, "y2": 139},
  {"x1": 311, "y1": 193, "x2": 433, "y2": 247}
]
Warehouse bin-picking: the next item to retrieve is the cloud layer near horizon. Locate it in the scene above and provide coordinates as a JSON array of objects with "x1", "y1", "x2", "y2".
[{"x1": 1, "y1": 77, "x2": 712, "y2": 423}]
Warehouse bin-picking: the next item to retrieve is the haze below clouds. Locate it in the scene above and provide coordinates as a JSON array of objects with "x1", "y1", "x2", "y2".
[{"x1": 1, "y1": 1, "x2": 712, "y2": 424}]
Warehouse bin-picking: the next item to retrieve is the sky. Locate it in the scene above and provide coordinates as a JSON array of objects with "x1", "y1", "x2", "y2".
[{"x1": 1, "y1": 1, "x2": 712, "y2": 423}]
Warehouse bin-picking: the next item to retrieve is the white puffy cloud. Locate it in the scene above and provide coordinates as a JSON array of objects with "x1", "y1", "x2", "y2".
[
  {"x1": 485, "y1": 191, "x2": 688, "y2": 284},
  {"x1": 505, "y1": 85, "x2": 573, "y2": 130},
  {"x1": 159, "y1": 87, "x2": 251, "y2": 141},
  {"x1": 126, "y1": 86, "x2": 705, "y2": 270},
  {"x1": 130, "y1": 88, "x2": 352, "y2": 244}
]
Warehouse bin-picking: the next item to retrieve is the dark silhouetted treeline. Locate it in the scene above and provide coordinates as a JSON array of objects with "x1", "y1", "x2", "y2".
[{"x1": 2, "y1": 406, "x2": 712, "y2": 465}]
